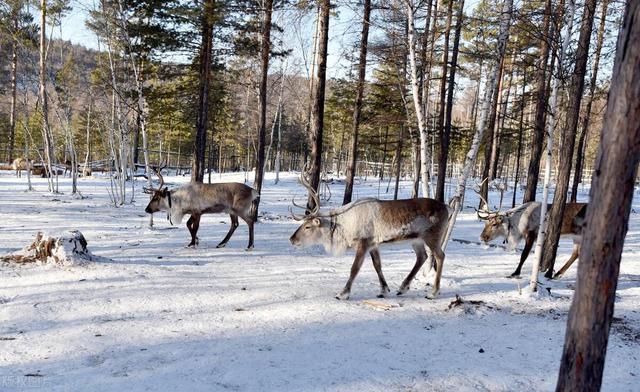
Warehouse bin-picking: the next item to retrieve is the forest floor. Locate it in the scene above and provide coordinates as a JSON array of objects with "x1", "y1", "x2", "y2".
[{"x1": 1, "y1": 170, "x2": 639, "y2": 392}]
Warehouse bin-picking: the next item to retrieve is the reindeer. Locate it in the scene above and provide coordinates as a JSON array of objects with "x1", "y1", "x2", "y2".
[
  {"x1": 144, "y1": 166, "x2": 259, "y2": 249},
  {"x1": 477, "y1": 199, "x2": 587, "y2": 279},
  {"x1": 11, "y1": 157, "x2": 32, "y2": 178},
  {"x1": 289, "y1": 174, "x2": 450, "y2": 300}
]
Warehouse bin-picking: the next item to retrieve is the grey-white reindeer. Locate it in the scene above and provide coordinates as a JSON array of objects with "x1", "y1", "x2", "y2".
[
  {"x1": 144, "y1": 165, "x2": 259, "y2": 249},
  {"x1": 289, "y1": 174, "x2": 450, "y2": 300}
]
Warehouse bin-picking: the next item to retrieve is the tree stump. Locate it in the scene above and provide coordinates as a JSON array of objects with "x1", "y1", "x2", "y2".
[{"x1": 1, "y1": 230, "x2": 103, "y2": 266}]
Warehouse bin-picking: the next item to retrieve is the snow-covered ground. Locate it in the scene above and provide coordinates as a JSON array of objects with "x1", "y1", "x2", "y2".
[{"x1": 1, "y1": 170, "x2": 638, "y2": 392}]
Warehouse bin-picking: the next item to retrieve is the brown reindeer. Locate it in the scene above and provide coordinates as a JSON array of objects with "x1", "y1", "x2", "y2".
[
  {"x1": 144, "y1": 167, "x2": 259, "y2": 249},
  {"x1": 478, "y1": 200, "x2": 587, "y2": 279},
  {"x1": 290, "y1": 173, "x2": 450, "y2": 299},
  {"x1": 11, "y1": 157, "x2": 32, "y2": 178}
]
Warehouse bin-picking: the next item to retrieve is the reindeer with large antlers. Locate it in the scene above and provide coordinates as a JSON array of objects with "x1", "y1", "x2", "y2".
[
  {"x1": 289, "y1": 172, "x2": 450, "y2": 299},
  {"x1": 144, "y1": 165, "x2": 259, "y2": 249},
  {"x1": 475, "y1": 188, "x2": 587, "y2": 278}
]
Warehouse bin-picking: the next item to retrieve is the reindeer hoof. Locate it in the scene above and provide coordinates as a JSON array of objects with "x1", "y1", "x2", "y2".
[
  {"x1": 186, "y1": 243, "x2": 197, "y2": 248},
  {"x1": 216, "y1": 243, "x2": 227, "y2": 249},
  {"x1": 335, "y1": 292, "x2": 350, "y2": 300},
  {"x1": 396, "y1": 286, "x2": 409, "y2": 296},
  {"x1": 245, "y1": 245, "x2": 254, "y2": 251},
  {"x1": 425, "y1": 291, "x2": 439, "y2": 300},
  {"x1": 507, "y1": 273, "x2": 521, "y2": 279},
  {"x1": 377, "y1": 287, "x2": 390, "y2": 298}
]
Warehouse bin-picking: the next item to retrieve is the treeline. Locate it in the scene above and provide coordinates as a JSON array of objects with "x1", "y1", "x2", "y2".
[{"x1": 0, "y1": 0, "x2": 621, "y2": 205}]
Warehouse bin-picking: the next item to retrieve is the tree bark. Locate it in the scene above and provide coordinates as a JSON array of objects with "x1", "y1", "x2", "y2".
[
  {"x1": 191, "y1": 0, "x2": 214, "y2": 183},
  {"x1": 251, "y1": 0, "x2": 273, "y2": 221},
  {"x1": 307, "y1": 0, "x2": 330, "y2": 210},
  {"x1": 393, "y1": 125, "x2": 404, "y2": 200},
  {"x1": 529, "y1": 0, "x2": 574, "y2": 289},
  {"x1": 541, "y1": 0, "x2": 598, "y2": 276},
  {"x1": 8, "y1": 6, "x2": 18, "y2": 163},
  {"x1": 556, "y1": 3, "x2": 640, "y2": 389},
  {"x1": 442, "y1": 0, "x2": 514, "y2": 249},
  {"x1": 512, "y1": 69, "x2": 526, "y2": 208},
  {"x1": 40, "y1": 0, "x2": 56, "y2": 192},
  {"x1": 570, "y1": 0, "x2": 609, "y2": 203},
  {"x1": 404, "y1": 0, "x2": 432, "y2": 198},
  {"x1": 343, "y1": 0, "x2": 371, "y2": 205},
  {"x1": 435, "y1": 0, "x2": 454, "y2": 202},
  {"x1": 478, "y1": 59, "x2": 504, "y2": 209},
  {"x1": 523, "y1": 0, "x2": 553, "y2": 203}
]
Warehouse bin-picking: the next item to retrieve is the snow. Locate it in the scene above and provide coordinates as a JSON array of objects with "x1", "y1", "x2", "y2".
[{"x1": 0, "y1": 170, "x2": 638, "y2": 391}]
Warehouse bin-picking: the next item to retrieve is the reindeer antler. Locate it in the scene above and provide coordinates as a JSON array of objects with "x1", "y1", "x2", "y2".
[
  {"x1": 143, "y1": 161, "x2": 167, "y2": 194},
  {"x1": 290, "y1": 165, "x2": 322, "y2": 220},
  {"x1": 473, "y1": 178, "x2": 500, "y2": 220}
]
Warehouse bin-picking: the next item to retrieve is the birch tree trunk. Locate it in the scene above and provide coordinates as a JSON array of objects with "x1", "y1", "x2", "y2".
[
  {"x1": 8, "y1": 6, "x2": 18, "y2": 163},
  {"x1": 40, "y1": 0, "x2": 56, "y2": 193},
  {"x1": 529, "y1": 0, "x2": 575, "y2": 291},
  {"x1": 541, "y1": 0, "x2": 598, "y2": 277},
  {"x1": 441, "y1": 0, "x2": 514, "y2": 250},
  {"x1": 343, "y1": 0, "x2": 371, "y2": 205},
  {"x1": 556, "y1": 3, "x2": 640, "y2": 388},
  {"x1": 404, "y1": 0, "x2": 432, "y2": 198}
]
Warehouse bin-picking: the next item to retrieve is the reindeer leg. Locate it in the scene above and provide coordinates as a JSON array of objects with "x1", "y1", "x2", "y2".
[
  {"x1": 398, "y1": 242, "x2": 427, "y2": 296},
  {"x1": 553, "y1": 243, "x2": 580, "y2": 279},
  {"x1": 217, "y1": 214, "x2": 239, "y2": 248},
  {"x1": 369, "y1": 248, "x2": 390, "y2": 298},
  {"x1": 336, "y1": 241, "x2": 368, "y2": 300},
  {"x1": 186, "y1": 216, "x2": 196, "y2": 247},
  {"x1": 427, "y1": 244, "x2": 446, "y2": 299},
  {"x1": 243, "y1": 216, "x2": 255, "y2": 251},
  {"x1": 510, "y1": 231, "x2": 536, "y2": 278},
  {"x1": 186, "y1": 215, "x2": 201, "y2": 247}
]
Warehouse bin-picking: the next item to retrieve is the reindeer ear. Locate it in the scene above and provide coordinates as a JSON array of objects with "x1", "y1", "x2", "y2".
[{"x1": 312, "y1": 217, "x2": 321, "y2": 226}]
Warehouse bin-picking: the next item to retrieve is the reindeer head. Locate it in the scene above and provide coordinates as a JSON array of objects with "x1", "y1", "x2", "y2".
[
  {"x1": 143, "y1": 164, "x2": 170, "y2": 214},
  {"x1": 478, "y1": 211, "x2": 508, "y2": 243},
  {"x1": 289, "y1": 169, "x2": 332, "y2": 247},
  {"x1": 475, "y1": 178, "x2": 508, "y2": 243}
]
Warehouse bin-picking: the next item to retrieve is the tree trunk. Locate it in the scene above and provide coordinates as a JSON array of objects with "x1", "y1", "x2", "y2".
[
  {"x1": 404, "y1": 0, "x2": 432, "y2": 198},
  {"x1": 556, "y1": 3, "x2": 640, "y2": 389},
  {"x1": 442, "y1": 0, "x2": 514, "y2": 249},
  {"x1": 541, "y1": 0, "x2": 597, "y2": 276},
  {"x1": 570, "y1": 0, "x2": 609, "y2": 203},
  {"x1": 478, "y1": 59, "x2": 504, "y2": 209},
  {"x1": 40, "y1": 0, "x2": 55, "y2": 193},
  {"x1": 512, "y1": 70, "x2": 527, "y2": 208},
  {"x1": 8, "y1": 8, "x2": 18, "y2": 164},
  {"x1": 435, "y1": 0, "x2": 453, "y2": 202},
  {"x1": 529, "y1": 0, "x2": 574, "y2": 289},
  {"x1": 394, "y1": 125, "x2": 404, "y2": 200},
  {"x1": 251, "y1": 0, "x2": 273, "y2": 221},
  {"x1": 523, "y1": 0, "x2": 553, "y2": 203},
  {"x1": 191, "y1": 0, "x2": 214, "y2": 183},
  {"x1": 491, "y1": 51, "x2": 516, "y2": 180},
  {"x1": 343, "y1": 0, "x2": 371, "y2": 205},
  {"x1": 307, "y1": 0, "x2": 330, "y2": 210}
]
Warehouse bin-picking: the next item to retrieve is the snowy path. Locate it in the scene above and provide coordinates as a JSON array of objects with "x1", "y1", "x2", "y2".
[{"x1": 1, "y1": 171, "x2": 638, "y2": 391}]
